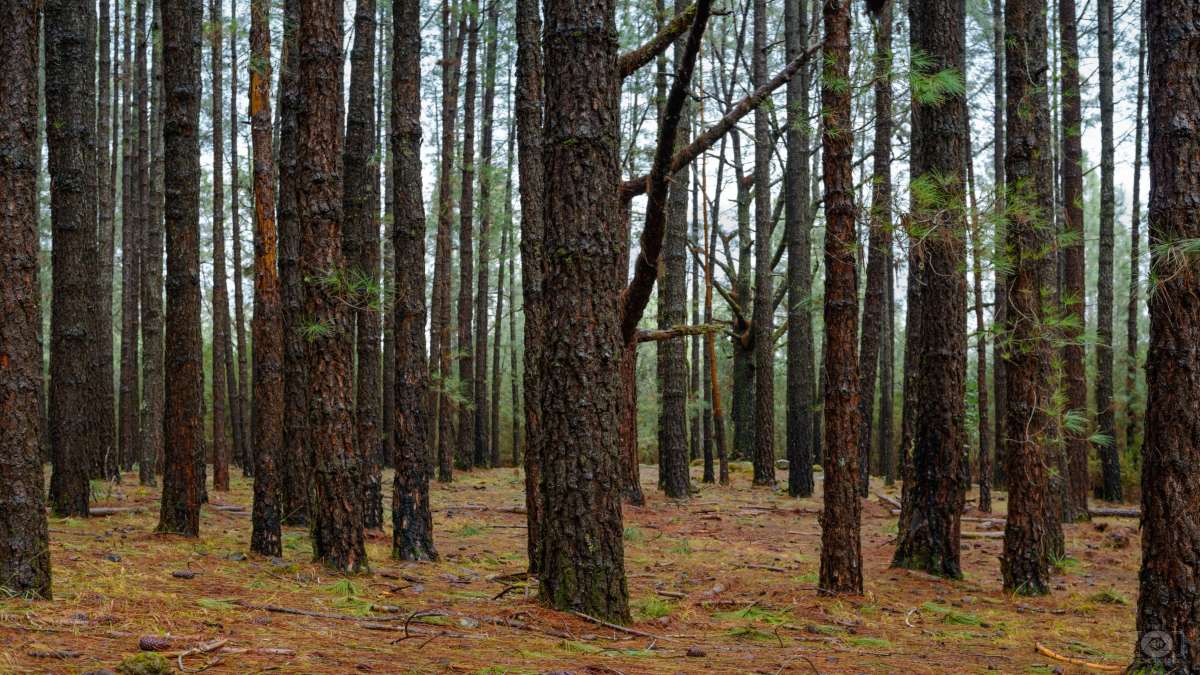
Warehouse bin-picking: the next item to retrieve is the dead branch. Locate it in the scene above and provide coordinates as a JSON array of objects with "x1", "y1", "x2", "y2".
[
  {"x1": 1033, "y1": 641, "x2": 1124, "y2": 672},
  {"x1": 635, "y1": 322, "x2": 726, "y2": 343},
  {"x1": 571, "y1": 610, "x2": 672, "y2": 642},
  {"x1": 1089, "y1": 507, "x2": 1140, "y2": 518},
  {"x1": 617, "y1": 3, "x2": 696, "y2": 78}
]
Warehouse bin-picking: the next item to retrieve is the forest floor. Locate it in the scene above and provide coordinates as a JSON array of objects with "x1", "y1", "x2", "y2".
[{"x1": 0, "y1": 463, "x2": 1139, "y2": 674}]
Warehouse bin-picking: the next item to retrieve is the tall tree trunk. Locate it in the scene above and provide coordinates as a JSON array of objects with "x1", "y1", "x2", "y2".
[
  {"x1": 209, "y1": 0, "x2": 231, "y2": 493},
  {"x1": 515, "y1": 0, "x2": 544, "y2": 573},
  {"x1": 158, "y1": 0, "x2": 205, "y2": 537},
  {"x1": 966, "y1": 149, "x2": 990, "y2": 513},
  {"x1": 390, "y1": 0, "x2": 437, "y2": 562},
  {"x1": 475, "y1": 0, "x2": 499, "y2": 469},
  {"x1": 456, "y1": 7, "x2": 479, "y2": 471},
  {"x1": 298, "y1": 0, "x2": 366, "y2": 574},
  {"x1": 380, "y1": 0, "x2": 396, "y2": 473},
  {"x1": 1094, "y1": 0, "x2": 1120, "y2": 501},
  {"x1": 786, "y1": 0, "x2": 815, "y2": 498},
  {"x1": 149, "y1": 0, "x2": 165, "y2": 475},
  {"x1": 118, "y1": 0, "x2": 142, "y2": 477},
  {"x1": 880, "y1": 235, "x2": 895, "y2": 485},
  {"x1": 229, "y1": 0, "x2": 249, "y2": 478},
  {"x1": 278, "y1": 0, "x2": 309, "y2": 526},
  {"x1": 0, "y1": 0, "x2": 54, "y2": 597},
  {"x1": 731, "y1": 150, "x2": 755, "y2": 462},
  {"x1": 690, "y1": 171, "x2": 701, "y2": 466},
  {"x1": 892, "y1": 0, "x2": 968, "y2": 577},
  {"x1": 492, "y1": 117, "x2": 515, "y2": 466},
  {"x1": 46, "y1": 0, "x2": 98, "y2": 516},
  {"x1": 248, "y1": 0, "x2": 282, "y2": 558},
  {"x1": 536, "y1": 0, "x2": 629, "y2": 623},
  {"x1": 1058, "y1": 0, "x2": 1088, "y2": 519},
  {"x1": 856, "y1": 1, "x2": 893, "y2": 498},
  {"x1": 658, "y1": 0, "x2": 693, "y2": 500},
  {"x1": 750, "y1": 0, "x2": 775, "y2": 487},
  {"x1": 990, "y1": 0, "x2": 1007, "y2": 490},
  {"x1": 1124, "y1": 9, "x2": 1145, "y2": 457},
  {"x1": 1001, "y1": 0, "x2": 1059, "y2": 594},
  {"x1": 507, "y1": 148, "x2": 521, "y2": 468},
  {"x1": 1134, "y1": 1, "x2": 1200, "y2": 666},
  {"x1": 817, "y1": 0, "x2": 862, "y2": 596},
  {"x1": 343, "y1": 0, "x2": 381, "y2": 529},
  {"x1": 96, "y1": 0, "x2": 119, "y2": 481},
  {"x1": 135, "y1": 0, "x2": 153, "y2": 486}
]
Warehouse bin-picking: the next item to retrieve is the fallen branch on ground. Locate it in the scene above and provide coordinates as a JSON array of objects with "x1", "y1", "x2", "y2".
[
  {"x1": 1034, "y1": 641, "x2": 1124, "y2": 672},
  {"x1": 571, "y1": 611, "x2": 672, "y2": 642}
]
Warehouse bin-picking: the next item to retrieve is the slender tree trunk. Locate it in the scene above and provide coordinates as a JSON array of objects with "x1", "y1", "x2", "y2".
[
  {"x1": 818, "y1": 0, "x2": 862, "y2": 596},
  {"x1": 1001, "y1": 0, "x2": 1059, "y2": 594},
  {"x1": 731, "y1": 153, "x2": 755, "y2": 462},
  {"x1": 966, "y1": 148, "x2": 991, "y2": 513},
  {"x1": 690, "y1": 170, "x2": 701, "y2": 466},
  {"x1": 134, "y1": 0, "x2": 154, "y2": 486},
  {"x1": 209, "y1": 0, "x2": 231, "y2": 493},
  {"x1": 157, "y1": 0, "x2": 205, "y2": 537},
  {"x1": 229, "y1": 0, "x2": 249, "y2": 478},
  {"x1": 46, "y1": 0, "x2": 98, "y2": 516},
  {"x1": 1134, "y1": 1, "x2": 1200, "y2": 666},
  {"x1": 278, "y1": 0, "x2": 309, "y2": 526},
  {"x1": 750, "y1": 0, "x2": 775, "y2": 487},
  {"x1": 149, "y1": 0, "x2": 165, "y2": 476},
  {"x1": 880, "y1": 237, "x2": 895, "y2": 485},
  {"x1": 786, "y1": 0, "x2": 815, "y2": 498},
  {"x1": 117, "y1": 0, "x2": 140, "y2": 479},
  {"x1": 536, "y1": 0, "x2": 629, "y2": 623},
  {"x1": 515, "y1": 0, "x2": 544, "y2": 572},
  {"x1": 343, "y1": 0, "x2": 381, "y2": 528},
  {"x1": 298, "y1": 0, "x2": 366, "y2": 573},
  {"x1": 856, "y1": 1, "x2": 892, "y2": 498},
  {"x1": 990, "y1": 0, "x2": 1007, "y2": 490},
  {"x1": 0, "y1": 0, "x2": 54, "y2": 597},
  {"x1": 248, "y1": 0, "x2": 282, "y2": 558},
  {"x1": 1124, "y1": 9, "x2": 1145, "y2": 457},
  {"x1": 507, "y1": 147, "x2": 521, "y2": 468},
  {"x1": 1094, "y1": 0, "x2": 1120, "y2": 501},
  {"x1": 492, "y1": 117, "x2": 515, "y2": 466},
  {"x1": 457, "y1": 7, "x2": 479, "y2": 471},
  {"x1": 1058, "y1": 0, "x2": 1088, "y2": 519},
  {"x1": 380, "y1": 0, "x2": 396, "y2": 473},
  {"x1": 96, "y1": 0, "x2": 119, "y2": 481},
  {"x1": 390, "y1": 0, "x2": 437, "y2": 562},
  {"x1": 475, "y1": 0, "x2": 500, "y2": 469}
]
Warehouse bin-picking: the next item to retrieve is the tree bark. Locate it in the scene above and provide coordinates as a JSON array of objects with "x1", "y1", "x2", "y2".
[
  {"x1": 1124, "y1": 9, "x2": 1145, "y2": 457},
  {"x1": 966, "y1": 148, "x2": 990, "y2": 513},
  {"x1": 750, "y1": 0, "x2": 775, "y2": 488},
  {"x1": 118, "y1": 0, "x2": 142, "y2": 478},
  {"x1": 278, "y1": 0, "x2": 310, "y2": 527},
  {"x1": 475, "y1": 0, "x2": 500, "y2": 469},
  {"x1": 0, "y1": 0, "x2": 54, "y2": 597},
  {"x1": 817, "y1": 0, "x2": 862, "y2": 596},
  {"x1": 140, "y1": 0, "x2": 165, "y2": 487},
  {"x1": 880, "y1": 232, "x2": 895, "y2": 485},
  {"x1": 228, "y1": 0, "x2": 249, "y2": 479},
  {"x1": 536, "y1": 0, "x2": 629, "y2": 622},
  {"x1": 891, "y1": 0, "x2": 968, "y2": 578},
  {"x1": 1094, "y1": 0, "x2": 1120, "y2": 502},
  {"x1": 343, "y1": 0, "x2": 381, "y2": 529},
  {"x1": 990, "y1": 0, "x2": 1007, "y2": 490},
  {"x1": 134, "y1": 0, "x2": 153, "y2": 486},
  {"x1": 297, "y1": 0, "x2": 366, "y2": 574},
  {"x1": 1001, "y1": 0, "x2": 1058, "y2": 594},
  {"x1": 209, "y1": 0, "x2": 231, "y2": 493},
  {"x1": 1134, "y1": 1, "x2": 1200, "y2": 666},
  {"x1": 786, "y1": 0, "x2": 815, "y2": 498},
  {"x1": 1058, "y1": 0, "x2": 1088, "y2": 519},
  {"x1": 248, "y1": 0, "x2": 282, "y2": 558},
  {"x1": 731, "y1": 161, "x2": 755, "y2": 462},
  {"x1": 391, "y1": 0, "x2": 437, "y2": 562},
  {"x1": 456, "y1": 7, "x2": 479, "y2": 471},
  {"x1": 380, "y1": 0, "x2": 396, "y2": 474},
  {"x1": 491, "y1": 119, "x2": 514, "y2": 467},
  {"x1": 157, "y1": 0, "x2": 204, "y2": 537},
  {"x1": 46, "y1": 0, "x2": 99, "y2": 516},
  {"x1": 96, "y1": 0, "x2": 119, "y2": 481}
]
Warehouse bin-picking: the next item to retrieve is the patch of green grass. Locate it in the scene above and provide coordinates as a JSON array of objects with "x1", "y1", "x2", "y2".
[
  {"x1": 457, "y1": 524, "x2": 486, "y2": 537},
  {"x1": 793, "y1": 571, "x2": 819, "y2": 584},
  {"x1": 632, "y1": 596, "x2": 673, "y2": 619},
  {"x1": 713, "y1": 606, "x2": 791, "y2": 626},
  {"x1": 921, "y1": 602, "x2": 983, "y2": 626},
  {"x1": 727, "y1": 625, "x2": 776, "y2": 641},
  {"x1": 848, "y1": 636, "x2": 893, "y2": 649},
  {"x1": 558, "y1": 640, "x2": 602, "y2": 654},
  {"x1": 669, "y1": 539, "x2": 693, "y2": 555},
  {"x1": 325, "y1": 579, "x2": 361, "y2": 596},
  {"x1": 808, "y1": 624, "x2": 845, "y2": 636},
  {"x1": 1051, "y1": 554, "x2": 1081, "y2": 574},
  {"x1": 282, "y1": 533, "x2": 305, "y2": 551},
  {"x1": 332, "y1": 596, "x2": 374, "y2": 616},
  {"x1": 622, "y1": 526, "x2": 644, "y2": 542},
  {"x1": 1088, "y1": 588, "x2": 1128, "y2": 605},
  {"x1": 196, "y1": 598, "x2": 235, "y2": 611}
]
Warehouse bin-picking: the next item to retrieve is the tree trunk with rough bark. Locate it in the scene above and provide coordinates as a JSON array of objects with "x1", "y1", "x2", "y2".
[
  {"x1": 456, "y1": 7, "x2": 478, "y2": 471},
  {"x1": 209, "y1": 0, "x2": 231, "y2": 493},
  {"x1": 990, "y1": 0, "x2": 1007, "y2": 490},
  {"x1": 475, "y1": 0, "x2": 499, "y2": 469},
  {"x1": 750, "y1": 0, "x2": 775, "y2": 487},
  {"x1": 0, "y1": 0, "x2": 54, "y2": 597},
  {"x1": 817, "y1": 0, "x2": 862, "y2": 596},
  {"x1": 1124, "y1": 10, "x2": 1145, "y2": 457},
  {"x1": 229, "y1": 0, "x2": 249, "y2": 479},
  {"x1": 95, "y1": 0, "x2": 118, "y2": 481},
  {"x1": 1094, "y1": 0, "x2": 1120, "y2": 502},
  {"x1": 118, "y1": 0, "x2": 141, "y2": 478}
]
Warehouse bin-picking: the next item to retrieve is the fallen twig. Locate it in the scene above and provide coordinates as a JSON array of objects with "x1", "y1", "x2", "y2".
[
  {"x1": 1034, "y1": 641, "x2": 1124, "y2": 672},
  {"x1": 571, "y1": 611, "x2": 671, "y2": 642},
  {"x1": 1089, "y1": 507, "x2": 1140, "y2": 518},
  {"x1": 176, "y1": 638, "x2": 228, "y2": 673}
]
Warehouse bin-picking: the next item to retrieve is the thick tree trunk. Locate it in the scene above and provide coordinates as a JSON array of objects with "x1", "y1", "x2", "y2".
[
  {"x1": 785, "y1": 0, "x2": 815, "y2": 498},
  {"x1": 278, "y1": 0, "x2": 310, "y2": 527},
  {"x1": 1058, "y1": 0, "x2": 1088, "y2": 519},
  {"x1": 817, "y1": 0, "x2": 862, "y2": 596},
  {"x1": 1134, "y1": 1, "x2": 1200, "y2": 666},
  {"x1": 515, "y1": 0, "x2": 544, "y2": 573},
  {"x1": 1124, "y1": 12, "x2": 1145, "y2": 457},
  {"x1": 475, "y1": 0, "x2": 499, "y2": 469},
  {"x1": 157, "y1": 0, "x2": 204, "y2": 537},
  {"x1": 856, "y1": 1, "x2": 893, "y2": 498},
  {"x1": 891, "y1": 0, "x2": 968, "y2": 578},
  {"x1": 0, "y1": 0, "x2": 54, "y2": 597},
  {"x1": 1001, "y1": 0, "x2": 1059, "y2": 594},
  {"x1": 750, "y1": 0, "x2": 775, "y2": 487},
  {"x1": 248, "y1": 0, "x2": 282, "y2": 557},
  {"x1": 1094, "y1": 0, "x2": 1120, "y2": 502},
  {"x1": 391, "y1": 0, "x2": 437, "y2": 562},
  {"x1": 456, "y1": 8, "x2": 479, "y2": 472},
  {"x1": 209, "y1": 0, "x2": 231, "y2": 493},
  {"x1": 46, "y1": 0, "x2": 99, "y2": 517},
  {"x1": 344, "y1": 0, "x2": 381, "y2": 529},
  {"x1": 297, "y1": 0, "x2": 367, "y2": 574}
]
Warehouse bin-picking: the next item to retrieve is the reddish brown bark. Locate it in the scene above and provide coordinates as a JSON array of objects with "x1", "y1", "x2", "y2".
[
  {"x1": 749, "y1": 0, "x2": 774, "y2": 487},
  {"x1": 456, "y1": 7, "x2": 479, "y2": 471},
  {"x1": 0, "y1": 0, "x2": 54, "y2": 597},
  {"x1": 209, "y1": 0, "x2": 231, "y2": 493}
]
